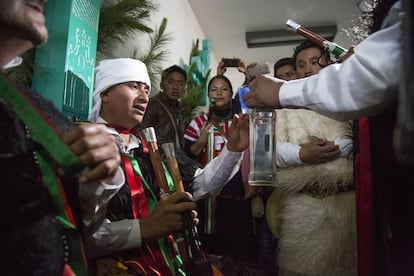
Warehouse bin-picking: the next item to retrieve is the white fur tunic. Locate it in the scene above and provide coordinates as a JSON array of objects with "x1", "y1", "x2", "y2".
[{"x1": 269, "y1": 109, "x2": 356, "y2": 276}]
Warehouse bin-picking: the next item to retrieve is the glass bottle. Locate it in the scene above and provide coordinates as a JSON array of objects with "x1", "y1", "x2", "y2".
[{"x1": 248, "y1": 108, "x2": 277, "y2": 186}]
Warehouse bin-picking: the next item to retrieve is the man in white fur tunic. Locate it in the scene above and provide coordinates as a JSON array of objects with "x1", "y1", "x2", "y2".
[{"x1": 268, "y1": 41, "x2": 355, "y2": 276}]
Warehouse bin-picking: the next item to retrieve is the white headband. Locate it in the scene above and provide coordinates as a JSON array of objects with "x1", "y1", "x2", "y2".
[{"x1": 88, "y1": 58, "x2": 151, "y2": 122}]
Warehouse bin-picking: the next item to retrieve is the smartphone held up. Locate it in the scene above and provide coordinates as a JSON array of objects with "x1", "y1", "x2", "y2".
[{"x1": 222, "y1": 58, "x2": 241, "y2": 67}]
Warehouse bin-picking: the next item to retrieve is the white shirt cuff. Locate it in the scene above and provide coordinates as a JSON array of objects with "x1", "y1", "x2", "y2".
[
  {"x1": 192, "y1": 146, "x2": 242, "y2": 200},
  {"x1": 276, "y1": 142, "x2": 302, "y2": 167},
  {"x1": 279, "y1": 79, "x2": 307, "y2": 107}
]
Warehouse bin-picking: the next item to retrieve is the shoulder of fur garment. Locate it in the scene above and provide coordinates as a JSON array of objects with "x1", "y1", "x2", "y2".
[{"x1": 277, "y1": 191, "x2": 356, "y2": 275}]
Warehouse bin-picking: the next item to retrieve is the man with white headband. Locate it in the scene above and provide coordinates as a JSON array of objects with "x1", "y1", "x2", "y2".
[{"x1": 86, "y1": 57, "x2": 249, "y2": 275}]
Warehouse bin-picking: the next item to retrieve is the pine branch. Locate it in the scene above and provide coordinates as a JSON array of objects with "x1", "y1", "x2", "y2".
[
  {"x1": 141, "y1": 18, "x2": 171, "y2": 65},
  {"x1": 181, "y1": 64, "x2": 211, "y2": 127},
  {"x1": 188, "y1": 39, "x2": 200, "y2": 63},
  {"x1": 98, "y1": 0, "x2": 158, "y2": 56},
  {"x1": 134, "y1": 17, "x2": 172, "y2": 93}
]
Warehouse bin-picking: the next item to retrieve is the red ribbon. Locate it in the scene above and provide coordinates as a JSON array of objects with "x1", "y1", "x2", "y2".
[
  {"x1": 106, "y1": 124, "x2": 138, "y2": 135},
  {"x1": 107, "y1": 124, "x2": 149, "y2": 154},
  {"x1": 121, "y1": 154, "x2": 148, "y2": 218},
  {"x1": 121, "y1": 154, "x2": 172, "y2": 276},
  {"x1": 355, "y1": 118, "x2": 372, "y2": 276}
]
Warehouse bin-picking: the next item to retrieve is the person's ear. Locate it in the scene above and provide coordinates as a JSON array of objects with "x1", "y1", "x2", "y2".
[{"x1": 100, "y1": 89, "x2": 110, "y2": 103}]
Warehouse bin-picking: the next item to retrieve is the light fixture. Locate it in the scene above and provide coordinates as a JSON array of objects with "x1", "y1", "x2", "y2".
[{"x1": 245, "y1": 24, "x2": 337, "y2": 48}]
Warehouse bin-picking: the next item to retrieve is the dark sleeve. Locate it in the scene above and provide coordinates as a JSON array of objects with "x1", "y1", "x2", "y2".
[
  {"x1": 174, "y1": 148, "x2": 201, "y2": 192},
  {"x1": 182, "y1": 138, "x2": 199, "y2": 160},
  {"x1": 140, "y1": 99, "x2": 159, "y2": 130},
  {"x1": 232, "y1": 94, "x2": 242, "y2": 114},
  {"x1": 19, "y1": 86, "x2": 82, "y2": 228},
  {"x1": 20, "y1": 85, "x2": 74, "y2": 133}
]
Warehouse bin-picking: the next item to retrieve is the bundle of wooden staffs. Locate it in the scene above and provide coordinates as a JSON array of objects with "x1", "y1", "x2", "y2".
[{"x1": 142, "y1": 128, "x2": 221, "y2": 276}]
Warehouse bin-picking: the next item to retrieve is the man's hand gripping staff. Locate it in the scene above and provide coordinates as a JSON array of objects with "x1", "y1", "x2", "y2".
[{"x1": 142, "y1": 127, "x2": 221, "y2": 276}]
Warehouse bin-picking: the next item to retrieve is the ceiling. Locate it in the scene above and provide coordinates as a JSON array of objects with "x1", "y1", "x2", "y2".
[{"x1": 188, "y1": 0, "x2": 363, "y2": 74}]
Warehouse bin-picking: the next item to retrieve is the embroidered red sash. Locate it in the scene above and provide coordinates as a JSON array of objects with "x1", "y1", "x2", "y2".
[{"x1": 355, "y1": 117, "x2": 372, "y2": 276}]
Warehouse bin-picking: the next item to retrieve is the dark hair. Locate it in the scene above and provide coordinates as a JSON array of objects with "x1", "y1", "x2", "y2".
[
  {"x1": 207, "y1": 75, "x2": 238, "y2": 116},
  {"x1": 207, "y1": 75, "x2": 233, "y2": 93},
  {"x1": 161, "y1": 65, "x2": 187, "y2": 82},
  {"x1": 273, "y1": 57, "x2": 295, "y2": 77},
  {"x1": 372, "y1": 0, "x2": 398, "y2": 32},
  {"x1": 292, "y1": 40, "x2": 330, "y2": 69}
]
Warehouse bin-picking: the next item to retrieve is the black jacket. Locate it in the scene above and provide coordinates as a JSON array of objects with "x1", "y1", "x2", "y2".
[{"x1": 140, "y1": 92, "x2": 184, "y2": 149}]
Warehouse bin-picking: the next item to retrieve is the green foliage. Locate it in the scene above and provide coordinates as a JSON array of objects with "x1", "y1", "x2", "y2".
[
  {"x1": 98, "y1": 1, "x2": 172, "y2": 94},
  {"x1": 133, "y1": 17, "x2": 171, "y2": 94},
  {"x1": 180, "y1": 39, "x2": 211, "y2": 127},
  {"x1": 188, "y1": 39, "x2": 200, "y2": 61},
  {"x1": 98, "y1": 0, "x2": 158, "y2": 57}
]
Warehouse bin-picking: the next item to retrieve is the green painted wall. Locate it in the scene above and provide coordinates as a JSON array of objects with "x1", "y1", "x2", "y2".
[{"x1": 32, "y1": 0, "x2": 100, "y2": 122}]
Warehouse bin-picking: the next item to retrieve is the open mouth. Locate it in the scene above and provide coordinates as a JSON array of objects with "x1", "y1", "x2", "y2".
[{"x1": 133, "y1": 104, "x2": 146, "y2": 115}]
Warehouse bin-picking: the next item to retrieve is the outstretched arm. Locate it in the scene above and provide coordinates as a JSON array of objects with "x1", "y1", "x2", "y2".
[
  {"x1": 191, "y1": 114, "x2": 249, "y2": 199},
  {"x1": 244, "y1": 19, "x2": 402, "y2": 121}
]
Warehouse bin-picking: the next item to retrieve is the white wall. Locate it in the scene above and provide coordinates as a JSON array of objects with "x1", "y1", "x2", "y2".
[
  {"x1": 116, "y1": 0, "x2": 218, "y2": 94},
  {"x1": 150, "y1": 1, "x2": 245, "y2": 93},
  {"x1": 154, "y1": 1, "x2": 218, "y2": 68}
]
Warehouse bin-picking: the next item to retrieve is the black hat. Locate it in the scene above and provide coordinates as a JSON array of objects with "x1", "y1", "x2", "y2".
[{"x1": 162, "y1": 65, "x2": 187, "y2": 82}]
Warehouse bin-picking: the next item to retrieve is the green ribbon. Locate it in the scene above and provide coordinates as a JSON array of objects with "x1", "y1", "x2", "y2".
[
  {"x1": 0, "y1": 73, "x2": 83, "y2": 173},
  {"x1": 36, "y1": 149, "x2": 88, "y2": 276},
  {"x1": 0, "y1": 73, "x2": 87, "y2": 275},
  {"x1": 126, "y1": 155, "x2": 185, "y2": 275}
]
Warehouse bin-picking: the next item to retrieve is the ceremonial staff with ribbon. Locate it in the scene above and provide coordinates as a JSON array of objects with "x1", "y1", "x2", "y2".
[
  {"x1": 142, "y1": 127, "x2": 222, "y2": 276},
  {"x1": 162, "y1": 142, "x2": 223, "y2": 276},
  {"x1": 286, "y1": 19, "x2": 348, "y2": 61},
  {"x1": 205, "y1": 97, "x2": 217, "y2": 234}
]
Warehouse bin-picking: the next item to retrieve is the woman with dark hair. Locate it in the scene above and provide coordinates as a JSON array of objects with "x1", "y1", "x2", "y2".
[
  {"x1": 183, "y1": 75, "x2": 259, "y2": 275},
  {"x1": 184, "y1": 75, "x2": 238, "y2": 166}
]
